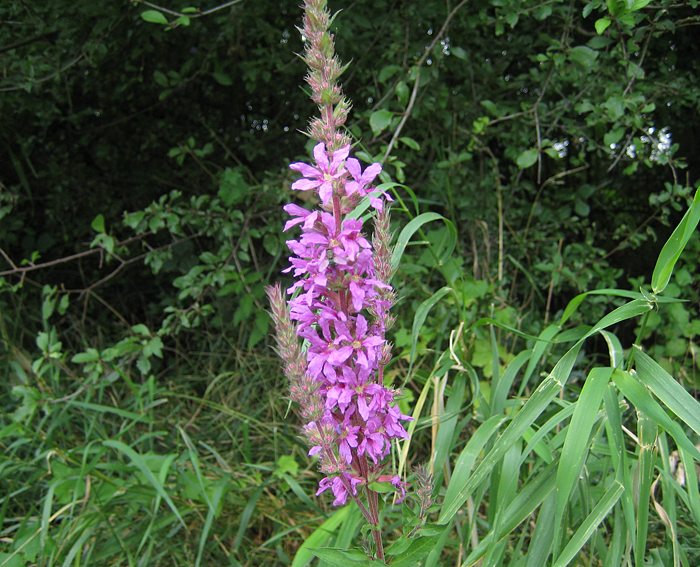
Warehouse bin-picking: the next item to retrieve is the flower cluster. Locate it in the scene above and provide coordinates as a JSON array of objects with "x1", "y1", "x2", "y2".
[{"x1": 279, "y1": 142, "x2": 410, "y2": 506}]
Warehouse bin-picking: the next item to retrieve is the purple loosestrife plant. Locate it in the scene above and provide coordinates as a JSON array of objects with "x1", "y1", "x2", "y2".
[{"x1": 266, "y1": 0, "x2": 410, "y2": 561}]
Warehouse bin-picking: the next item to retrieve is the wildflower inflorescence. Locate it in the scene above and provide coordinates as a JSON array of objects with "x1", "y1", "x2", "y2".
[
  {"x1": 279, "y1": 140, "x2": 410, "y2": 506},
  {"x1": 267, "y1": 4, "x2": 410, "y2": 559}
]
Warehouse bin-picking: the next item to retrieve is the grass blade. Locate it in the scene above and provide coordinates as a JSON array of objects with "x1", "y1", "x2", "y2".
[
  {"x1": 553, "y1": 367, "x2": 613, "y2": 548},
  {"x1": 390, "y1": 212, "x2": 456, "y2": 273},
  {"x1": 651, "y1": 188, "x2": 700, "y2": 294},
  {"x1": 633, "y1": 347, "x2": 700, "y2": 436},
  {"x1": 291, "y1": 507, "x2": 352, "y2": 567},
  {"x1": 551, "y1": 481, "x2": 624, "y2": 567},
  {"x1": 441, "y1": 415, "x2": 506, "y2": 517},
  {"x1": 462, "y1": 464, "x2": 557, "y2": 565},
  {"x1": 635, "y1": 413, "x2": 657, "y2": 567},
  {"x1": 408, "y1": 286, "x2": 453, "y2": 375},
  {"x1": 102, "y1": 440, "x2": 185, "y2": 528},
  {"x1": 612, "y1": 370, "x2": 700, "y2": 460}
]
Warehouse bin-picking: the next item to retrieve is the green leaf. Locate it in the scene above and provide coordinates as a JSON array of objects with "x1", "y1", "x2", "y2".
[
  {"x1": 218, "y1": 168, "x2": 247, "y2": 206},
  {"x1": 551, "y1": 481, "x2": 624, "y2": 567},
  {"x1": 69, "y1": 401, "x2": 151, "y2": 423},
  {"x1": 651, "y1": 188, "x2": 700, "y2": 294},
  {"x1": 612, "y1": 370, "x2": 700, "y2": 460},
  {"x1": 441, "y1": 415, "x2": 506, "y2": 517},
  {"x1": 408, "y1": 287, "x2": 453, "y2": 374},
  {"x1": 399, "y1": 136, "x2": 420, "y2": 151},
  {"x1": 212, "y1": 72, "x2": 233, "y2": 86},
  {"x1": 595, "y1": 17, "x2": 612, "y2": 34},
  {"x1": 91, "y1": 214, "x2": 105, "y2": 233},
  {"x1": 634, "y1": 347, "x2": 700, "y2": 436},
  {"x1": 141, "y1": 10, "x2": 168, "y2": 25},
  {"x1": 462, "y1": 465, "x2": 557, "y2": 565},
  {"x1": 232, "y1": 486, "x2": 264, "y2": 552},
  {"x1": 553, "y1": 367, "x2": 613, "y2": 544},
  {"x1": 570, "y1": 45, "x2": 599, "y2": 68},
  {"x1": 390, "y1": 535, "x2": 442, "y2": 567},
  {"x1": 309, "y1": 547, "x2": 370, "y2": 566},
  {"x1": 432, "y1": 372, "x2": 466, "y2": 481},
  {"x1": 369, "y1": 110, "x2": 393, "y2": 136},
  {"x1": 292, "y1": 508, "x2": 351, "y2": 567},
  {"x1": 390, "y1": 212, "x2": 456, "y2": 273},
  {"x1": 451, "y1": 46, "x2": 468, "y2": 60},
  {"x1": 604, "y1": 127, "x2": 625, "y2": 148},
  {"x1": 630, "y1": 0, "x2": 653, "y2": 11},
  {"x1": 516, "y1": 148, "x2": 538, "y2": 169},
  {"x1": 440, "y1": 300, "x2": 650, "y2": 525}
]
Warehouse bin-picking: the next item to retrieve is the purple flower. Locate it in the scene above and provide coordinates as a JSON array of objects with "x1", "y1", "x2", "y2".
[
  {"x1": 290, "y1": 143, "x2": 350, "y2": 205},
  {"x1": 345, "y1": 158, "x2": 393, "y2": 211},
  {"x1": 316, "y1": 473, "x2": 363, "y2": 506},
  {"x1": 333, "y1": 315, "x2": 384, "y2": 369},
  {"x1": 279, "y1": 141, "x2": 411, "y2": 506}
]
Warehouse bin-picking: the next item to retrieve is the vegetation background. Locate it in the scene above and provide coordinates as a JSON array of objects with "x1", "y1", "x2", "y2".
[{"x1": 0, "y1": 0, "x2": 698, "y2": 565}]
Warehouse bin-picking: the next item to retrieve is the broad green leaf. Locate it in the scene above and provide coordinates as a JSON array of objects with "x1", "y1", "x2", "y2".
[
  {"x1": 390, "y1": 535, "x2": 441, "y2": 567},
  {"x1": 525, "y1": 493, "x2": 556, "y2": 567},
  {"x1": 491, "y1": 349, "x2": 531, "y2": 416},
  {"x1": 440, "y1": 299, "x2": 649, "y2": 524},
  {"x1": 102, "y1": 440, "x2": 184, "y2": 528},
  {"x1": 520, "y1": 403, "x2": 576, "y2": 467},
  {"x1": 369, "y1": 109, "x2": 393, "y2": 136},
  {"x1": 516, "y1": 148, "x2": 538, "y2": 169},
  {"x1": 333, "y1": 506, "x2": 363, "y2": 550},
  {"x1": 631, "y1": 0, "x2": 653, "y2": 11},
  {"x1": 519, "y1": 324, "x2": 560, "y2": 396},
  {"x1": 551, "y1": 481, "x2": 624, "y2": 567},
  {"x1": 141, "y1": 10, "x2": 168, "y2": 25},
  {"x1": 603, "y1": 387, "x2": 637, "y2": 544},
  {"x1": 439, "y1": 347, "x2": 577, "y2": 524},
  {"x1": 309, "y1": 547, "x2": 370, "y2": 566},
  {"x1": 569, "y1": 45, "x2": 599, "y2": 68},
  {"x1": 651, "y1": 188, "x2": 700, "y2": 293},
  {"x1": 595, "y1": 17, "x2": 612, "y2": 34},
  {"x1": 91, "y1": 214, "x2": 105, "y2": 233},
  {"x1": 559, "y1": 288, "x2": 679, "y2": 325},
  {"x1": 292, "y1": 508, "x2": 351, "y2": 567},
  {"x1": 599, "y1": 330, "x2": 624, "y2": 368},
  {"x1": 633, "y1": 347, "x2": 700, "y2": 436}
]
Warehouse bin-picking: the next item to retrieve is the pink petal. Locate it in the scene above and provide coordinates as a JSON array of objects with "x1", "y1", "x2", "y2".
[
  {"x1": 361, "y1": 162, "x2": 382, "y2": 184},
  {"x1": 289, "y1": 162, "x2": 319, "y2": 177},
  {"x1": 329, "y1": 346, "x2": 353, "y2": 365},
  {"x1": 313, "y1": 142, "x2": 329, "y2": 168},
  {"x1": 345, "y1": 157, "x2": 361, "y2": 180},
  {"x1": 356, "y1": 315, "x2": 368, "y2": 336},
  {"x1": 292, "y1": 178, "x2": 322, "y2": 191},
  {"x1": 330, "y1": 145, "x2": 350, "y2": 170}
]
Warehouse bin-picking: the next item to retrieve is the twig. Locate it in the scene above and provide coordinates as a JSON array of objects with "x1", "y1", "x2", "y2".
[
  {"x1": 138, "y1": 0, "x2": 245, "y2": 19},
  {"x1": 383, "y1": 0, "x2": 469, "y2": 162},
  {"x1": 0, "y1": 235, "x2": 142, "y2": 277}
]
